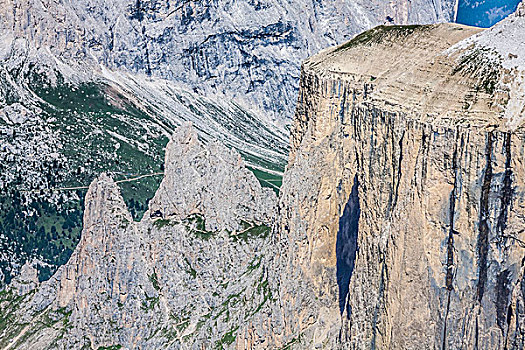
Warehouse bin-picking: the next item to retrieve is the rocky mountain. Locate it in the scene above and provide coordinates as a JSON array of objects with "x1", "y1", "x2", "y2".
[
  {"x1": 1, "y1": 0, "x2": 456, "y2": 122},
  {"x1": 0, "y1": 123, "x2": 278, "y2": 349},
  {"x1": 4, "y1": 5, "x2": 525, "y2": 348},
  {"x1": 0, "y1": 0, "x2": 457, "y2": 286},
  {"x1": 271, "y1": 4, "x2": 525, "y2": 349},
  {"x1": 7, "y1": 2, "x2": 525, "y2": 350}
]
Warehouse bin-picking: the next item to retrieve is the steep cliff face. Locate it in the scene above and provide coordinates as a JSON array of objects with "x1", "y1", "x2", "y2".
[
  {"x1": 0, "y1": 123, "x2": 278, "y2": 349},
  {"x1": 275, "y1": 13, "x2": 525, "y2": 350}
]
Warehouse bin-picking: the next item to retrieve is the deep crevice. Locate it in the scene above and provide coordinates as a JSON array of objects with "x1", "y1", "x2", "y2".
[
  {"x1": 392, "y1": 130, "x2": 405, "y2": 209},
  {"x1": 336, "y1": 175, "x2": 360, "y2": 318},
  {"x1": 477, "y1": 131, "x2": 493, "y2": 303},
  {"x1": 442, "y1": 132, "x2": 461, "y2": 350},
  {"x1": 497, "y1": 132, "x2": 513, "y2": 238},
  {"x1": 496, "y1": 269, "x2": 512, "y2": 334}
]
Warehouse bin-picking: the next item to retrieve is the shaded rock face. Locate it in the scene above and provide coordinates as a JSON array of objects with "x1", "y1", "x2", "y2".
[
  {"x1": 0, "y1": 124, "x2": 277, "y2": 349},
  {"x1": 0, "y1": 0, "x2": 456, "y2": 121},
  {"x1": 274, "y1": 17, "x2": 525, "y2": 350}
]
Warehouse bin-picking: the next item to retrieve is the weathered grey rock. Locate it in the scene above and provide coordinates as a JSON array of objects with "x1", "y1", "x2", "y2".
[
  {"x1": 0, "y1": 124, "x2": 277, "y2": 349},
  {"x1": 149, "y1": 122, "x2": 276, "y2": 232},
  {"x1": 0, "y1": 0, "x2": 456, "y2": 122},
  {"x1": 9, "y1": 262, "x2": 39, "y2": 297}
]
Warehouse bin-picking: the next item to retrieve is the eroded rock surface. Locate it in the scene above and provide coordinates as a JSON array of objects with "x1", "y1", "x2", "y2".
[
  {"x1": 273, "y1": 10, "x2": 525, "y2": 350},
  {"x1": 149, "y1": 123, "x2": 276, "y2": 232},
  {"x1": 0, "y1": 124, "x2": 277, "y2": 349}
]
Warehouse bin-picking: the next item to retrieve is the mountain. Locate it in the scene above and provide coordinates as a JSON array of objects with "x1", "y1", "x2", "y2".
[
  {"x1": 273, "y1": 5, "x2": 525, "y2": 348},
  {"x1": 3, "y1": 4, "x2": 525, "y2": 349},
  {"x1": 1, "y1": 123, "x2": 278, "y2": 349},
  {"x1": 1, "y1": 0, "x2": 456, "y2": 122},
  {"x1": 0, "y1": 0, "x2": 456, "y2": 286}
]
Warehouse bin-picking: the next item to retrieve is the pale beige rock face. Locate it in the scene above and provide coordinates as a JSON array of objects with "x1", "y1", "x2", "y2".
[{"x1": 274, "y1": 20, "x2": 525, "y2": 349}]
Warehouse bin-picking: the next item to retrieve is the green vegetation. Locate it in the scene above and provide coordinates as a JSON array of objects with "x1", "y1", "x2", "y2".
[
  {"x1": 335, "y1": 25, "x2": 430, "y2": 52},
  {"x1": 0, "y1": 65, "x2": 284, "y2": 286},
  {"x1": 0, "y1": 68, "x2": 167, "y2": 283},
  {"x1": 141, "y1": 295, "x2": 160, "y2": 311},
  {"x1": 184, "y1": 214, "x2": 214, "y2": 240},
  {"x1": 232, "y1": 221, "x2": 271, "y2": 241},
  {"x1": 279, "y1": 333, "x2": 303, "y2": 350},
  {"x1": 0, "y1": 288, "x2": 74, "y2": 348},
  {"x1": 149, "y1": 272, "x2": 160, "y2": 291},
  {"x1": 153, "y1": 218, "x2": 175, "y2": 229},
  {"x1": 217, "y1": 326, "x2": 239, "y2": 348},
  {"x1": 97, "y1": 345, "x2": 122, "y2": 350}
]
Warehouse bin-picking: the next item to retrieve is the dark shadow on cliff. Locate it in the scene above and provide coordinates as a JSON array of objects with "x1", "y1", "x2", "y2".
[{"x1": 337, "y1": 175, "x2": 360, "y2": 318}]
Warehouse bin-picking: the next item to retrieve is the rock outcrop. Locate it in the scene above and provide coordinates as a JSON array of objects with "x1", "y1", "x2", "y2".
[
  {"x1": 273, "y1": 10, "x2": 525, "y2": 350},
  {"x1": 0, "y1": 123, "x2": 277, "y2": 349},
  {"x1": 149, "y1": 123, "x2": 276, "y2": 232}
]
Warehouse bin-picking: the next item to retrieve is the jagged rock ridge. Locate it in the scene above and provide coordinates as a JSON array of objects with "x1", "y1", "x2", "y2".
[{"x1": 0, "y1": 123, "x2": 277, "y2": 349}]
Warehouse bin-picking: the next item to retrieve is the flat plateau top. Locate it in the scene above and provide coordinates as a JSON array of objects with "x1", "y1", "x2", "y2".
[{"x1": 304, "y1": 21, "x2": 525, "y2": 131}]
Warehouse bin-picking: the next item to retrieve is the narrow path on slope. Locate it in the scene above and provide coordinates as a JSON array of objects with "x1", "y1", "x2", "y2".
[{"x1": 20, "y1": 172, "x2": 164, "y2": 193}]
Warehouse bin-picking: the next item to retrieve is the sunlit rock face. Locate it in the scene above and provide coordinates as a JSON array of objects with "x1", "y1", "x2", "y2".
[{"x1": 273, "y1": 9, "x2": 525, "y2": 349}]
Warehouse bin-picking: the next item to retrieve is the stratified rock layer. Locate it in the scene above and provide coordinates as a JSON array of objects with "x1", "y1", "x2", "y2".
[{"x1": 275, "y1": 16, "x2": 525, "y2": 350}]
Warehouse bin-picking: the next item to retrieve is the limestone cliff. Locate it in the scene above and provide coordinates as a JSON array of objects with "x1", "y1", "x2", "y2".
[
  {"x1": 0, "y1": 123, "x2": 277, "y2": 349},
  {"x1": 4, "y1": 6, "x2": 525, "y2": 350},
  {"x1": 274, "y1": 10, "x2": 525, "y2": 350}
]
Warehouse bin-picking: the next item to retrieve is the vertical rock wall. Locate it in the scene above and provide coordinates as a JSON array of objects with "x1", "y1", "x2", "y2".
[{"x1": 275, "y1": 22, "x2": 525, "y2": 349}]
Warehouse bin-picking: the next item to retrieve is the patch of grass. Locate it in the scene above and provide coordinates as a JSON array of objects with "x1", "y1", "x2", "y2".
[
  {"x1": 184, "y1": 214, "x2": 215, "y2": 239},
  {"x1": 217, "y1": 326, "x2": 239, "y2": 348},
  {"x1": 153, "y1": 218, "x2": 174, "y2": 229},
  {"x1": 452, "y1": 47, "x2": 501, "y2": 95},
  {"x1": 232, "y1": 221, "x2": 271, "y2": 241},
  {"x1": 97, "y1": 346, "x2": 122, "y2": 350},
  {"x1": 1, "y1": 67, "x2": 168, "y2": 284},
  {"x1": 149, "y1": 272, "x2": 160, "y2": 291},
  {"x1": 141, "y1": 295, "x2": 159, "y2": 311},
  {"x1": 335, "y1": 25, "x2": 429, "y2": 52}
]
